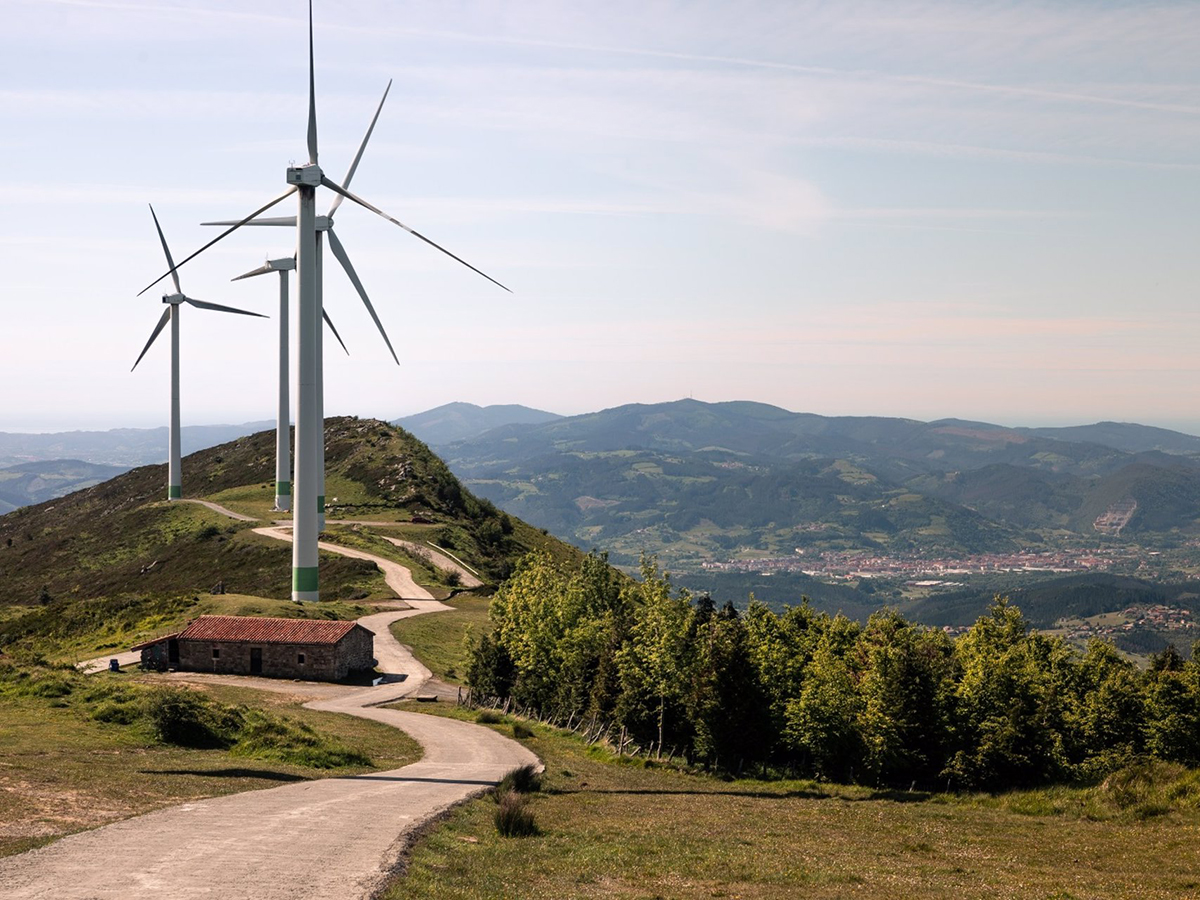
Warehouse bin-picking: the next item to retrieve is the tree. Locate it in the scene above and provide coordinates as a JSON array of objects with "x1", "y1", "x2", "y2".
[
  {"x1": 783, "y1": 635, "x2": 862, "y2": 781},
  {"x1": 853, "y1": 610, "x2": 955, "y2": 786},
  {"x1": 616, "y1": 556, "x2": 693, "y2": 752}
]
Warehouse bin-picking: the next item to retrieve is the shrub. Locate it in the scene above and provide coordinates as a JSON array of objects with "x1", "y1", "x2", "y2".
[
  {"x1": 494, "y1": 791, "x2": 538, "y2": 837},
  {"x1": 496, "y1": 764, "x2": 541, "y2": 797},
  {"x1": 93, "y1": 700, "x2": 140, "y2": 725},
  {"x1": 232, "y1": 711, "x2": 370, "y2": 769},
  {"x1": 512, "y1": 722, "x2": 535, "y2": 740},
  {"x1": 141, "y1": 688, "x2": 239, "y2": 748},
  {"x1": 477, "y1": 709, "x2": 504, "y2": 724}
]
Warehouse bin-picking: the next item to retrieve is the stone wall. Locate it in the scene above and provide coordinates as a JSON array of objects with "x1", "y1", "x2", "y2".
[{"x1": 173, "y1": 626, "x2": 374, "y2": 681}]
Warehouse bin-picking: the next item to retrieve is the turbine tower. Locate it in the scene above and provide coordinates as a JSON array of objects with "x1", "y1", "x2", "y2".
[
  {"x1": 232, "y1": 256, "x2": 348, "y2": 513},
  {"x1": 137, "y1": 1, "x2": 510, "y2": 602},
  {"x1": 206, "y1": 80, "x2": 400, "y2": 531},
  {"x1": 133, "y1": 205, "x2": 266, "y2": 502}
]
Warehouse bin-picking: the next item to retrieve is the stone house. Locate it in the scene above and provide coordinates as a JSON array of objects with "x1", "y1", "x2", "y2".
[{"x1": 134, "y1": 615, "x2": 375, "y2": 681}]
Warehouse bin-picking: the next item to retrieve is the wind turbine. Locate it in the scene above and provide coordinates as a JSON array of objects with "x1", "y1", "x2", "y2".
[
  {"x1": 136, "y1": 0, "x2": 511, "y2": 602},
  {"x1": 232, "y1": 256, "x2": 348, "y2": 513},
  {"x1": 207, "y1": 79, "x2": 400, "y2": 531},
  {"x1": 133, "y1": 205, "x2": 267, "y2": 502}
]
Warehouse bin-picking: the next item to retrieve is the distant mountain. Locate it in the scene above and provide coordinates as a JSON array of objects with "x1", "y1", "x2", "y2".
[
  {"x1": 0, "y1": 459, "x2": 129, "y2": 513},
  {"x1": 0, "y1": 422, "x2": 272, "y2": 468},
  {"x1": 439, "y1": 399, "x2": 1200, "y2": 567},
  {"x1": 395, "y1": 402, "x2": 561, "y2": 445},
  {"x1": 1019, "y1": 421, "x2": 1200, "y2": 457}
]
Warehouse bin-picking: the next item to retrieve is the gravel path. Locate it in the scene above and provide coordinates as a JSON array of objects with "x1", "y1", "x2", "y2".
[
  {"x1": 252, "y1": 525, "x2": 436, "y2": 601},
  {"x1": 175, "y1": 497, "x2": 258, "y2": 522},
  {"x1": 0, "y1": 689, "x2": 535, "y2": 899},
  {"x1": 5, "y1": 531, "x2": 533, "y2": 899}
]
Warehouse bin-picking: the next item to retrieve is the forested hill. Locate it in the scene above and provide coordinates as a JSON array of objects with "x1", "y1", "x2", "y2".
[{"x1": 436, "y1": 399, "x2": 1200, "y2": 565}]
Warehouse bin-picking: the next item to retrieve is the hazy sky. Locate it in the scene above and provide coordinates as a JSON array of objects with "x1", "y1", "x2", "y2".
[{"x1": 3, "y1": 0, "x2": 1199, "y2": 433}]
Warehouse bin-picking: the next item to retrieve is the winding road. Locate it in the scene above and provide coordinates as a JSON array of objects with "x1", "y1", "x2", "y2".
[{"x1": 18, "y1": 503, "x2": 535, "y2": 899}]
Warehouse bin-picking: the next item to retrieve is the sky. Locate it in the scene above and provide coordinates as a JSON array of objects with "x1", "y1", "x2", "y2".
[{"x1": 2, "y1": 0, "x2": 1199, "y2": 434}]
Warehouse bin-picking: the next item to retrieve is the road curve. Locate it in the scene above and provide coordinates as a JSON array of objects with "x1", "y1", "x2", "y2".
[
  {"x1": 4, "y1": 530, "x2": 536, "y2": 899},
  {"x1": 253, "y1": 525, "x2": 436, "y2": 601},
  {"x1": 175, "y1": 497, "x2": 258, "y2": 522}
]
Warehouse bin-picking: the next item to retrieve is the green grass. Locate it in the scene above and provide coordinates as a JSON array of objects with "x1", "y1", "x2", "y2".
[
  {"x1": 380, "y1": 706, "x2": 1200, "y2": 900},
  {"x1": 323, "y1": 526, "x2": 456, "y2": 598},
  {"x1": 389, "y1": 594, "x2": 491, "y2": 683},
  {"x1": 0, "y1": 667, "x2": 420, "y2": 858},
  {"x1": 1, "y1": 591, "x2": 387, "y2": 666}
]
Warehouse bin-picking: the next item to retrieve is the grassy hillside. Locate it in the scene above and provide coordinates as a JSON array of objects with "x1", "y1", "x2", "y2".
[
  {"x1": 0, "y1": 663, "x2": 420, "y2": 857},
  {"x1": 0, "y1": 416, "x2": 581, "y2": 657},
  {"x1": 382, "y1": 705, "x2": 1200, "y2": 900}
]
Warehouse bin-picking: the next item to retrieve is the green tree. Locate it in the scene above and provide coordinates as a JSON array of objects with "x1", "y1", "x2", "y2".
[
  {"x1": 853, "y1": 610, "x2": 956, "y2": 786},
  {"x1": 783, "y1": 634, "x2": 862, "y2": 781},
  {"x1": 616, "y1": 557, "x2": 694, "y2": 752},
  {"x1": 945, "y1": 598, "x2": 1072, "y2": 789}
]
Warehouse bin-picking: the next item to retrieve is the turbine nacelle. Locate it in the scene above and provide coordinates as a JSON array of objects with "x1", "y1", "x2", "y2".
[
  {"x1": 162, "y1": 293, "x2": 187, "y2": 305},
  {"x1": 286, "y1": 164, "x2": 323, "y2": 187}
]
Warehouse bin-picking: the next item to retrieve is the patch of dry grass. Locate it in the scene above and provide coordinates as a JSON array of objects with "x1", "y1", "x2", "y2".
[
  {"x1": 381, "y1": 705, "x2": 1200, "y2": 900},
  {"x1": 0, "y1": 672, "x2": 420, "y2": 858}
]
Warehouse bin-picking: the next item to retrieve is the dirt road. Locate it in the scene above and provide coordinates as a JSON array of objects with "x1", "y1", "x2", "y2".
[{"x1": 4, "y1": 535, "x2": 533, "y2": 899}]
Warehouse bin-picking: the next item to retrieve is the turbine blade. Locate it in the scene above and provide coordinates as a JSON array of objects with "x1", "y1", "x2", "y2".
[
  {"x1": 320, "y1": 176, "x2": 511, "y2": 293},
  {"x1": 184, "y1": 297, "x2": 268, "y2": 317},
  {"x1": 131, "y1": 307, "x2": 172, "y2": 372},
  {"x1": 149, "y1": 204, "x2": 181, "y2": 294},
  {"x1": 232, "y1": 263, "x2": 274, "y2": 281},
  {"x1": 137, "y1": 186, "x2": 298, "y2": 297},
  {"x1": 201, "y1": 216, "x2": 298, "y2": 227},
  {"x1": 326, "y1": 228, "x2": 399, "y2": 365},
  {"x1": 323, "y1": 309, "x2": 350, "y2": 355},
  {"x1": 307, "y1": 0, "x2": 318, "y2": 165},
  {"x1": 328, "y1": 79, "x2": 392, "y2": 218}
]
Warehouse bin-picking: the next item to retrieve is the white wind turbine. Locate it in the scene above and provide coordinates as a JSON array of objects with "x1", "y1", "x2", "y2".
[
  {"x1": 232, "y1": 255, "x2": 348, "y2": 513},
  {"x1": 133, "y1": 205, "x2": 267, "y2": 502},
  {"x1": 208, "y1": 79, "x2": 400, "y2": 531},
  {"x1": 137, "y1": 0, "x2": 510, "y2": 602}
]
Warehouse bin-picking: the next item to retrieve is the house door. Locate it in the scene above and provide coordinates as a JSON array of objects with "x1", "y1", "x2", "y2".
[
  {"x1": 250, "y1": 647, "x2": 263, "y2": 675},
  {"x1": 167, "y1": 639, "x2": 179, "y2": 665}
]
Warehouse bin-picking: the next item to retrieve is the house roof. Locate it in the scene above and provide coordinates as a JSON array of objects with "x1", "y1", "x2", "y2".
[
  {"x1": 177, "y1": 615, "x2": 361, "y2": 645},
  {"x1": 130, "y1": 632, "x2": 180, "y2": 651}
]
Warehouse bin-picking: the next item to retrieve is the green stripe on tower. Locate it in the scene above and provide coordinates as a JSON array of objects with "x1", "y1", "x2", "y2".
[
  {"x1": 276, "y1": 481, "x2": 292, "y2": 495},
  {"x1": 317, "y1": 495, "x2": 325, "y2": 513},
  {"x1": 292, "y1": 567, "x2": 319, "y2": 592},
  {"x1": 168, "y1": 485, "x2": 182, "y2": 499}
]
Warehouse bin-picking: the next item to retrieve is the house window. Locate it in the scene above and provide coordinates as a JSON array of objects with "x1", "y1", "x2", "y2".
[
  {"x1": 298, "y1": 653, "x2": 306, "y2": 664},
  {"x1": 212, "y1": 648, "x2": 220, "y2": 659}
]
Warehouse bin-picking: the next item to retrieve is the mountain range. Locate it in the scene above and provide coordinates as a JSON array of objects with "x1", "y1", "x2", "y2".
[
  {"x1": 394, "y1": 402, "x2": 561, "y2": 445},
  {"x1": 0, "y1": 422, "x2": 273, "y2": 468},
  {"x1": 0, "y1": 459, "x2": 129, "y2": 515},
  {"x1": 427, "y1": 399, "x2": 1200, "y2": 567}
]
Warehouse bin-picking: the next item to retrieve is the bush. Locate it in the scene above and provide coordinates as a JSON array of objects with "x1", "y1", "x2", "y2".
[
  {"x1": 477, "y1": 709, "x2": 505, "y2": 724},
  {"x1": 512, "y1": 722, "x2": 535, "y2": 740},
  {"x1": 494, "y1": 791, "x2": 538, "y2": 837},
  {"x1": 232, "y1": 711, "x2": 370, "y2": 769},
  {"x1": 496, "y1": 764, "x2": 541, "y2": 797},
  {"x1": 93, "y1": 700, "x2": 140, "y2": 725},
  {"x1": 141, "y1": 688, "x2": 239, "y2": 749}
]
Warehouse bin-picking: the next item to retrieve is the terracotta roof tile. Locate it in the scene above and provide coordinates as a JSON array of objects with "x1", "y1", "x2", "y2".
[{"x1": 178, "y1": 615, "x2": 359, "y2": 645}]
